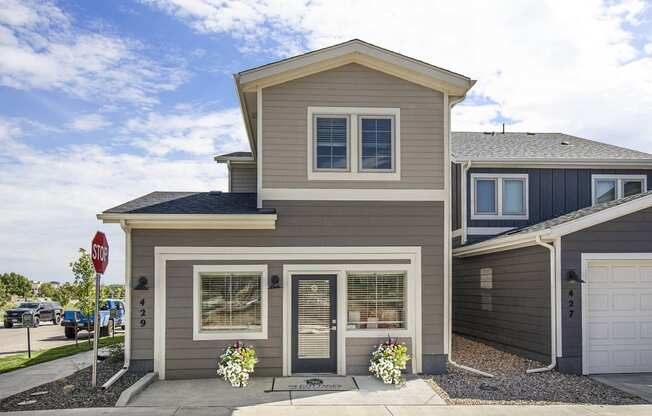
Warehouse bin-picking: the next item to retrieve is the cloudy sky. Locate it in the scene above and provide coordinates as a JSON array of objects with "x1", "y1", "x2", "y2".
[{"x1": 1, "y1": 0, "x2": 651, "y2": 283}]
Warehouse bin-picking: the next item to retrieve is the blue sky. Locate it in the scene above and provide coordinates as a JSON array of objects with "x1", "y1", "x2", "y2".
[{"x1": 1, "y1": 0, "x2": 651, "y2": 283}]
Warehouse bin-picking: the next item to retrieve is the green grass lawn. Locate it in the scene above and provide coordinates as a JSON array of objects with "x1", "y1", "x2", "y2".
[{"x1": 0, "y1": 334, "x2": 124, "y2": 375}]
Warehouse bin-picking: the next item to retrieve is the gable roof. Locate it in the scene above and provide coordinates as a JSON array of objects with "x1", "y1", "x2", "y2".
[
  {"x1": 451, "y1": 132, "x2": 652, "y2": 165},
  {"x1": 454, "y1": 190, "x2": 652, "y2": 257}
]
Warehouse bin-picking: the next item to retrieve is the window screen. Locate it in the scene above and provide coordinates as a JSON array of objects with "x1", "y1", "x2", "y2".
[
  {"x1": 502, "y1": 179, "x2": 525, "y2": 215},
  {"x1": 360, "y1": 117, "x2": 393, "y2": 170},
  {"x1": 347, "y1": 272, "x2": 406, "y2": 330},
  {"x1": 200, "y1": 273, "x2": 262, "y2": 332},
  {"x1": 475, "y1": 179, "x2": 497, "y2": 214},
  {"x1": 315, "y1": 117, "x2": 348, "y2": 170}
]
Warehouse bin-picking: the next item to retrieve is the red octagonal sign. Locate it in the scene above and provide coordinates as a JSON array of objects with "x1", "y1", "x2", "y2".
[{"x1": 91, "y1": 231, "x2": 109, "y2": 274}]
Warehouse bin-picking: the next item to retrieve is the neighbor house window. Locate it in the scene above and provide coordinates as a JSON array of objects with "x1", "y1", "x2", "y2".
[
  {"x1": 193, "y1": 265, "x2": 267, "y2": 340},
  {"x1": 307, "y1": 107, "x2": 400, "y2": 180},
  {"x1": 314, "y1": 116, "x2": 349, "y2": 170},
  {"x1": 471, "y1": 174, "x2": 528, "y2": 220},
  {"x1": 359, "y1": 116, "x2": 394, "y2": 171},
  {"x1": 347, "y1": 272, "x2": 406, "y2": 330},
  {"x1": 592, "y1": 175, "x2": 646, "y2": 205}
]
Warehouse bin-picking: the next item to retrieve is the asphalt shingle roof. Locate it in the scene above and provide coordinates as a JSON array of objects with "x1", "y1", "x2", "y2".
[
  {"x1": 215, "y1": 151, "x2": 253, "y2": 159},
  {"x1": 451, "y1": 132, "x2": 652, "y2": 161},
  {"x1": 103, "y1": 192, "x2": 274, "y2": 215}
]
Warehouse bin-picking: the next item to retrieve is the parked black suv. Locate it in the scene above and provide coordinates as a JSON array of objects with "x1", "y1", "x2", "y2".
[{"x1": 3, "y1": 301, "x2": 63, "y2": 328}]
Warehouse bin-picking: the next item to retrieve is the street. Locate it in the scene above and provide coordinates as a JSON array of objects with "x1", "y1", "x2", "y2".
[{"x1": 0, "y1": 322, "x2": 97, "y2": 355}]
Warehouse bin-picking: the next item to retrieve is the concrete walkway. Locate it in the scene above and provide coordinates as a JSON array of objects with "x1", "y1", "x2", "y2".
[
  {"x1": 0, "y1": 350, "x2": 95, "y2": 400},
  {"x1": 1, "y1": 405, "x2": 652, "y2": 416},
  {"x1": 592, "y1": 373, "x2": 652, "y2": 403}
]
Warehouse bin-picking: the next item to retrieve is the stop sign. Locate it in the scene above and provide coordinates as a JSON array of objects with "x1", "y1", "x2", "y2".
[{"x1": 91, "y1": 231, "x2": 109, "y2": 274}]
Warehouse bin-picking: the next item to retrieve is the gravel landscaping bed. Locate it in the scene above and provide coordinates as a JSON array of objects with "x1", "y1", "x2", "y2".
[
  {"x1": 0, "y1": 356, "x2": 147, "y2": 412},
  {"x1": 428, "y1": 335, "x2": 648, "y2": 405}
]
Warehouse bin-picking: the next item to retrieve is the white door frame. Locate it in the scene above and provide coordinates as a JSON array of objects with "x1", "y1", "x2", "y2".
[
  {"x1": 154, "y1": 246, "x2": 421, "y2": 380},
  {"x1": 580, "y1": 252, "x2": 652, "y2": 375}
]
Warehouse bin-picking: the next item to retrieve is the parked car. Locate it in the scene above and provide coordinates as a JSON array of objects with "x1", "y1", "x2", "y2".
[
  {"x1": 60, "y1": 298, "x2": 126, "y2": 339},
  {"x1": 3, "y1": 301, "x2": 63, "y2": 328}
]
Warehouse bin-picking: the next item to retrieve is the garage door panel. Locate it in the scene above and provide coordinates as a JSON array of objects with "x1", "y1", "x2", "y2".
[{"x1": 585, "y1": 258, "x2": 652, "y2": 374}]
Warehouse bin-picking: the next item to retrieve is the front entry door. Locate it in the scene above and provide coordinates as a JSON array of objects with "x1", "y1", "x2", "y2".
[{"x1": 292, "y1": 275, "x2": 337, "y2": 373}]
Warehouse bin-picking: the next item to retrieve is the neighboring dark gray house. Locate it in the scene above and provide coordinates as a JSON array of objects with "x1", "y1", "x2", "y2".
[
  {"x1": 98, "y1": 39, "x2": 476, "y2": 380},
  {"x1": 451, "y1": 132, "x2": 652, "y2": 375}
]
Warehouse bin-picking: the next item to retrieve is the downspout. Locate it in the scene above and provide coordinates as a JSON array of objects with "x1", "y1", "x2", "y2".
[
  {"x1": 102, "y1": 220, "x2": 131, "y2": 389},
  {"x1": 447, "y1": 96, "x2": 493, "y2": 378},
  {"x1": 460, "y1": 160, "x2": 472, "y2": 245},
  {"x1": 527, "y1": 235, "x2": 557, "y2": 374}
]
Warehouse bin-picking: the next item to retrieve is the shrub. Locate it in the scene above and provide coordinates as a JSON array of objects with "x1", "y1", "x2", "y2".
[
  {"x1": 216, "y1": 342, "x2": 257, "y2": 387},
  {"x1": 369, "y1": 337, "x2": 410, "y2": 385}
]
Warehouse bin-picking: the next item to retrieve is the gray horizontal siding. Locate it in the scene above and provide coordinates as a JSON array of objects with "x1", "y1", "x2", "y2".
[
  {"x1": 559, "y1": 206, "x2": 652, "y2": 374},
  {"x1": 452, "y1": 245, "x2": 551, "y2": 362},
  {"x1": 130, "y1": 200, "x2": 444, "y2": 378},
  {"x1": 262, "y1": 63, "x2": 445, "y2": 189},
  {"x1": 229, "y1": 164, "x2": 257, "y2": 193}
]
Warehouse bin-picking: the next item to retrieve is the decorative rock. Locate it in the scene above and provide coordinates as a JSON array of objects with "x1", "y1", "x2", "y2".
[
  {"x1": 30, "y1": 391, "x2": 49, "y2": 396},
  {"x1": 17, "y1": 400, "x2": 37, "y2": 406},
  {"x1": 62, "y1": 384, "x2": 75, "y2": 394}
]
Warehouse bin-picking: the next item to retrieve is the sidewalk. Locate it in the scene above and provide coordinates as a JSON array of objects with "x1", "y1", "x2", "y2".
[
  {"x1": 0, "y1": 350, "x2": 95, "y2": 400},
  {"x1": 1, "y1": 405, "x2": 651, "y2": 416}
]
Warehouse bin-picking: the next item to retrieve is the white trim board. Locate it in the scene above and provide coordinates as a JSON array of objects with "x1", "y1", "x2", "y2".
[
  {"x1": 98, "y1": 213, "x2": 277, "y2": 229},
  {"x1": 261, "y1": 188, "x2": 446, "y2": 201},
  {"x1": 467, "y1": 227, "x2": 515, "y2": 235},
  {"x1": 154, "y1": 246, "x2": 423, "y2": 380}
]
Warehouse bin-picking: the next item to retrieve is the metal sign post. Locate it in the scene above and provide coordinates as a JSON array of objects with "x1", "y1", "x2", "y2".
[
  {"x1": 90, "y1": 231, "x2": 109, "y2": 388},
  {"x1": 23, "y1": 313, "x2": 33, "y2": 358}
]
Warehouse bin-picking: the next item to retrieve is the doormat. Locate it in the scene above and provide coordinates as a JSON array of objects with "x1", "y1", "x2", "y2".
[{"x1": 269, "y1": 376, "x2": 359, "y2": 392}]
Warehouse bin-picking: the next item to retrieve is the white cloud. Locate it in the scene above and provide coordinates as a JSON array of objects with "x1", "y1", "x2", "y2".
[
  {"x1": 145, "y1": 0, "x2": 652, "y2": 153},
  {"x1": 645, "y1": 42, "x2": 652, "y2": 54},
  {"x1": 124, "y1": 107, "x2": 248, "y2": 156},
  {"x1": 0, "y1": 0, "x2": 187, "y2": 106},
  {"x1": 68, "y1": 114, "x2": 112, "y2": 131},
  {"x1": 0, "y1": 116, "x2": 228, "y2": 283}
]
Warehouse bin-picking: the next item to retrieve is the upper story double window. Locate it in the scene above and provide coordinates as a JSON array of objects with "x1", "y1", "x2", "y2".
[
  {"x1": 308, "y1": 107, "x2": 401, "y2": 180},
  {"x1": 592, "y1": 174, "x2": 647, "y2": 205},
  {"x1": 471, "y1": 173, "x2": 529, "y2": 220}
]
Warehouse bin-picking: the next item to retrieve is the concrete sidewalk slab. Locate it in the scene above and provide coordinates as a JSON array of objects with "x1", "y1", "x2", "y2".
[
  {"x1": 592, "y1": 373, "x2": 652, "y2": 403},
  {"x1": 0, "y1": 350, "x2": 96, "y2": 400}
]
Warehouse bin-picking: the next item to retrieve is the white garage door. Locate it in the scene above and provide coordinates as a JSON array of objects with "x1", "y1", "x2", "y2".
[{"x1": 584, "y1": 259, "x2": 652, "y2": 374}]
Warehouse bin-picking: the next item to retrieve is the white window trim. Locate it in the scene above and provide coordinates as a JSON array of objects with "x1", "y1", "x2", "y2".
[
  {"x1": 591, "y1": 174, "x2": 647, "y2": 205},
  {"x1": 470, "y1": 173, "x2": 529, "y2": 220},
  {"x1": 312, "y1": 114, "x2": 351, "y2": 172},
  {"x1": 192, "y1": 264, "x2": 268, "y2": 341},
  {"x1": 307, "y1": 106, "x2": 401, "y2": 181}
]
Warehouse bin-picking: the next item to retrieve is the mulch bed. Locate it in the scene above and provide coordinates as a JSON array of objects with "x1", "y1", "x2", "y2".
[
  {"x1": 0, "y1": 356, "x2": 147, "y2": 412},
  {"x1": 428, "y1": 335, "x2": 648, "y2": 405}
]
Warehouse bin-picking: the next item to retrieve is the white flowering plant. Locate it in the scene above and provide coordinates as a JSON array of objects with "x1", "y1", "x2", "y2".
[
  {"x1": 216, "y1": 341, "x2": 258, "y2": 387},
  {"x1": 369, "y1": 336, "x2": 410, "y2": 385}
]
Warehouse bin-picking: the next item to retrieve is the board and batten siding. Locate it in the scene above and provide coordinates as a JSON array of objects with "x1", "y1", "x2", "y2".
[
  {"x1": 129, "y1": 200, "x2": 444, "y2": 377},
  {"x1": 229, "y1": 164, "x2": 257, "y2": 193},
  {"x1": 452, "y1": 245, "x2": 551, "y2": 362},
  {"x1": 466, "y1": 167, "x2": 652, "y2": 229},
  {"x1": 261, "y1": 63, "x2": 445, "y2": 189},
  {"x1": 559, "y1": 206, "x2": 652, "y2": 374}
]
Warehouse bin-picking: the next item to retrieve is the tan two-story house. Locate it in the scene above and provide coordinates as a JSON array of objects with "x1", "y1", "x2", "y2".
[{"x1": 98, "y1": 40, "x2": 475, "y2": 379}]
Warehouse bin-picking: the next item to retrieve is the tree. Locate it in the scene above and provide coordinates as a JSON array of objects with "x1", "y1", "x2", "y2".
[
  {"x1": 0, "y1": 283, "x2": 8, "y2": 307},
  {"x1": 0, "y1": 272, "x2": 32, "y2": 299},
  {"x1": 52, "y1": 283, "x2": 74, "y2": 307},
  {"x1": 70, "y1": 249, "x2": 96, "y2": 316},
  {"x1": 38, "y1": 282, "x2": 56, "y2": 298},
  {"x1": 102, "y1": 284, "x2": 125, "y2": 299}
]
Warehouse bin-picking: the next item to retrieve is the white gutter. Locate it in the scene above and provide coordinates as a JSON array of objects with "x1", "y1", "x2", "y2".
[
  {"x1": 102, "y1": 220, "x2": 132, "y2": 389},
  {"x1": 527, "y1": 235, "x2": 557, "y2": 374}
]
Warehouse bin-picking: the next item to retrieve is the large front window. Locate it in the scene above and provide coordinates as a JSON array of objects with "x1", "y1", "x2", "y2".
[
  {"x1": 193, "y1": 265, "x2": 267, "y2": 340},
  {"x1": 347, "y1": 272, "x2": 406, "y2": 330},
  {"x1": 471, "y1": 174, "x2": 528, "y2": 220},
  {"x1": 592, "y1": 175, "x2": 646, "y2": 205}
]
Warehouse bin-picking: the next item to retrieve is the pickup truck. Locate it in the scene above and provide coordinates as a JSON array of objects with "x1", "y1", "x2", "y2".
[
  {"x1": 61, "y1": 298, "x2": 126, "y2": 339},
  {"x1": 3, "y1": 301, "x2": 63, "y2": 328}
]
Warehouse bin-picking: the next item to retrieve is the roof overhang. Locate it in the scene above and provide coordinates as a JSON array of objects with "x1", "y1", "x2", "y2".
[
  {"x1": 97, "y1": 213, "x2": 277, "y2": 230},
  {"x1": 451, "y1": 158, "x2": 652, "y2": 169},
  {"x1": 453, "y1": 193, "x2": 652, "y2": 258},
  {"x1": 214, "y1": 155, "x2": 255, "y2": 164}
]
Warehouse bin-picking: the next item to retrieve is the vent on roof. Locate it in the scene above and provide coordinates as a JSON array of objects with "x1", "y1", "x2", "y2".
[
  {"x1": 560, "y1": 141, "x2": 570, "y2": 146},
  {"x1": 208, "y1": 191, "x2": 222, "y2": 196},
  {"x1": 483, "y1": 132, "x2": 495, "y2": 136},
  {"x1": 526, "y1": 132, "x2": 535, "y2": 135}
]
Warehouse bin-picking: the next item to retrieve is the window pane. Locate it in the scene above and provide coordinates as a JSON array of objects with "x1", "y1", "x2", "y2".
[
  {"x1": 360, "y1": 117, "x2": 393, "y2": 170},
  {"x1": 623, "y1": 180, "x2": 643, "y2": 197},
  {"x1": 347, "y1": 272, "x2": 406, "y2": 330},
  {"x1": 595, "y1": 180, "x2": 616, "y2": 204},
  {"x1": 475, "y1": 179, "x2": 496, "y2": 214},
  {"x1": 315, "y1": 117, "x2": 347, "y2": 169},
  {"x1": 201, "y1": 273, "x2": 261, "y2": 332},
  {"x1": 502, "y1": 179, "x2": 525, "y2": 215}
]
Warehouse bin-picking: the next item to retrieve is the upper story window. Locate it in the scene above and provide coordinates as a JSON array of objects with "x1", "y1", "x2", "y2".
[
  {"x1": 307, "y1": 107, "x2": 400, "y2": 181},
  {"x1": 592, "y1": 174, "x2": 646, "y2": 205},
  {"x1": 471, "y1": 173, "x2": 528, "y2": 220}
]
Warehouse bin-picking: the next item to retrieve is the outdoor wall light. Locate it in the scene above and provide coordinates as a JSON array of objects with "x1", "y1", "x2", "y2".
[
  {"x1": 269, "y1": 274, "x2": 281, "y2": 289},
  {"x1": 566, "y1": 270, "x2": 585, "y2": 284}
]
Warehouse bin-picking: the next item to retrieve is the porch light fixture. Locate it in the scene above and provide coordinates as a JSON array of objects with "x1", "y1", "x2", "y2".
[
  {"x1": 269, "y1": 274, "x2": 281, "y2": 289},
  {"x1": 566, "y1": 270, "x2": 585, "y2": 284}
]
